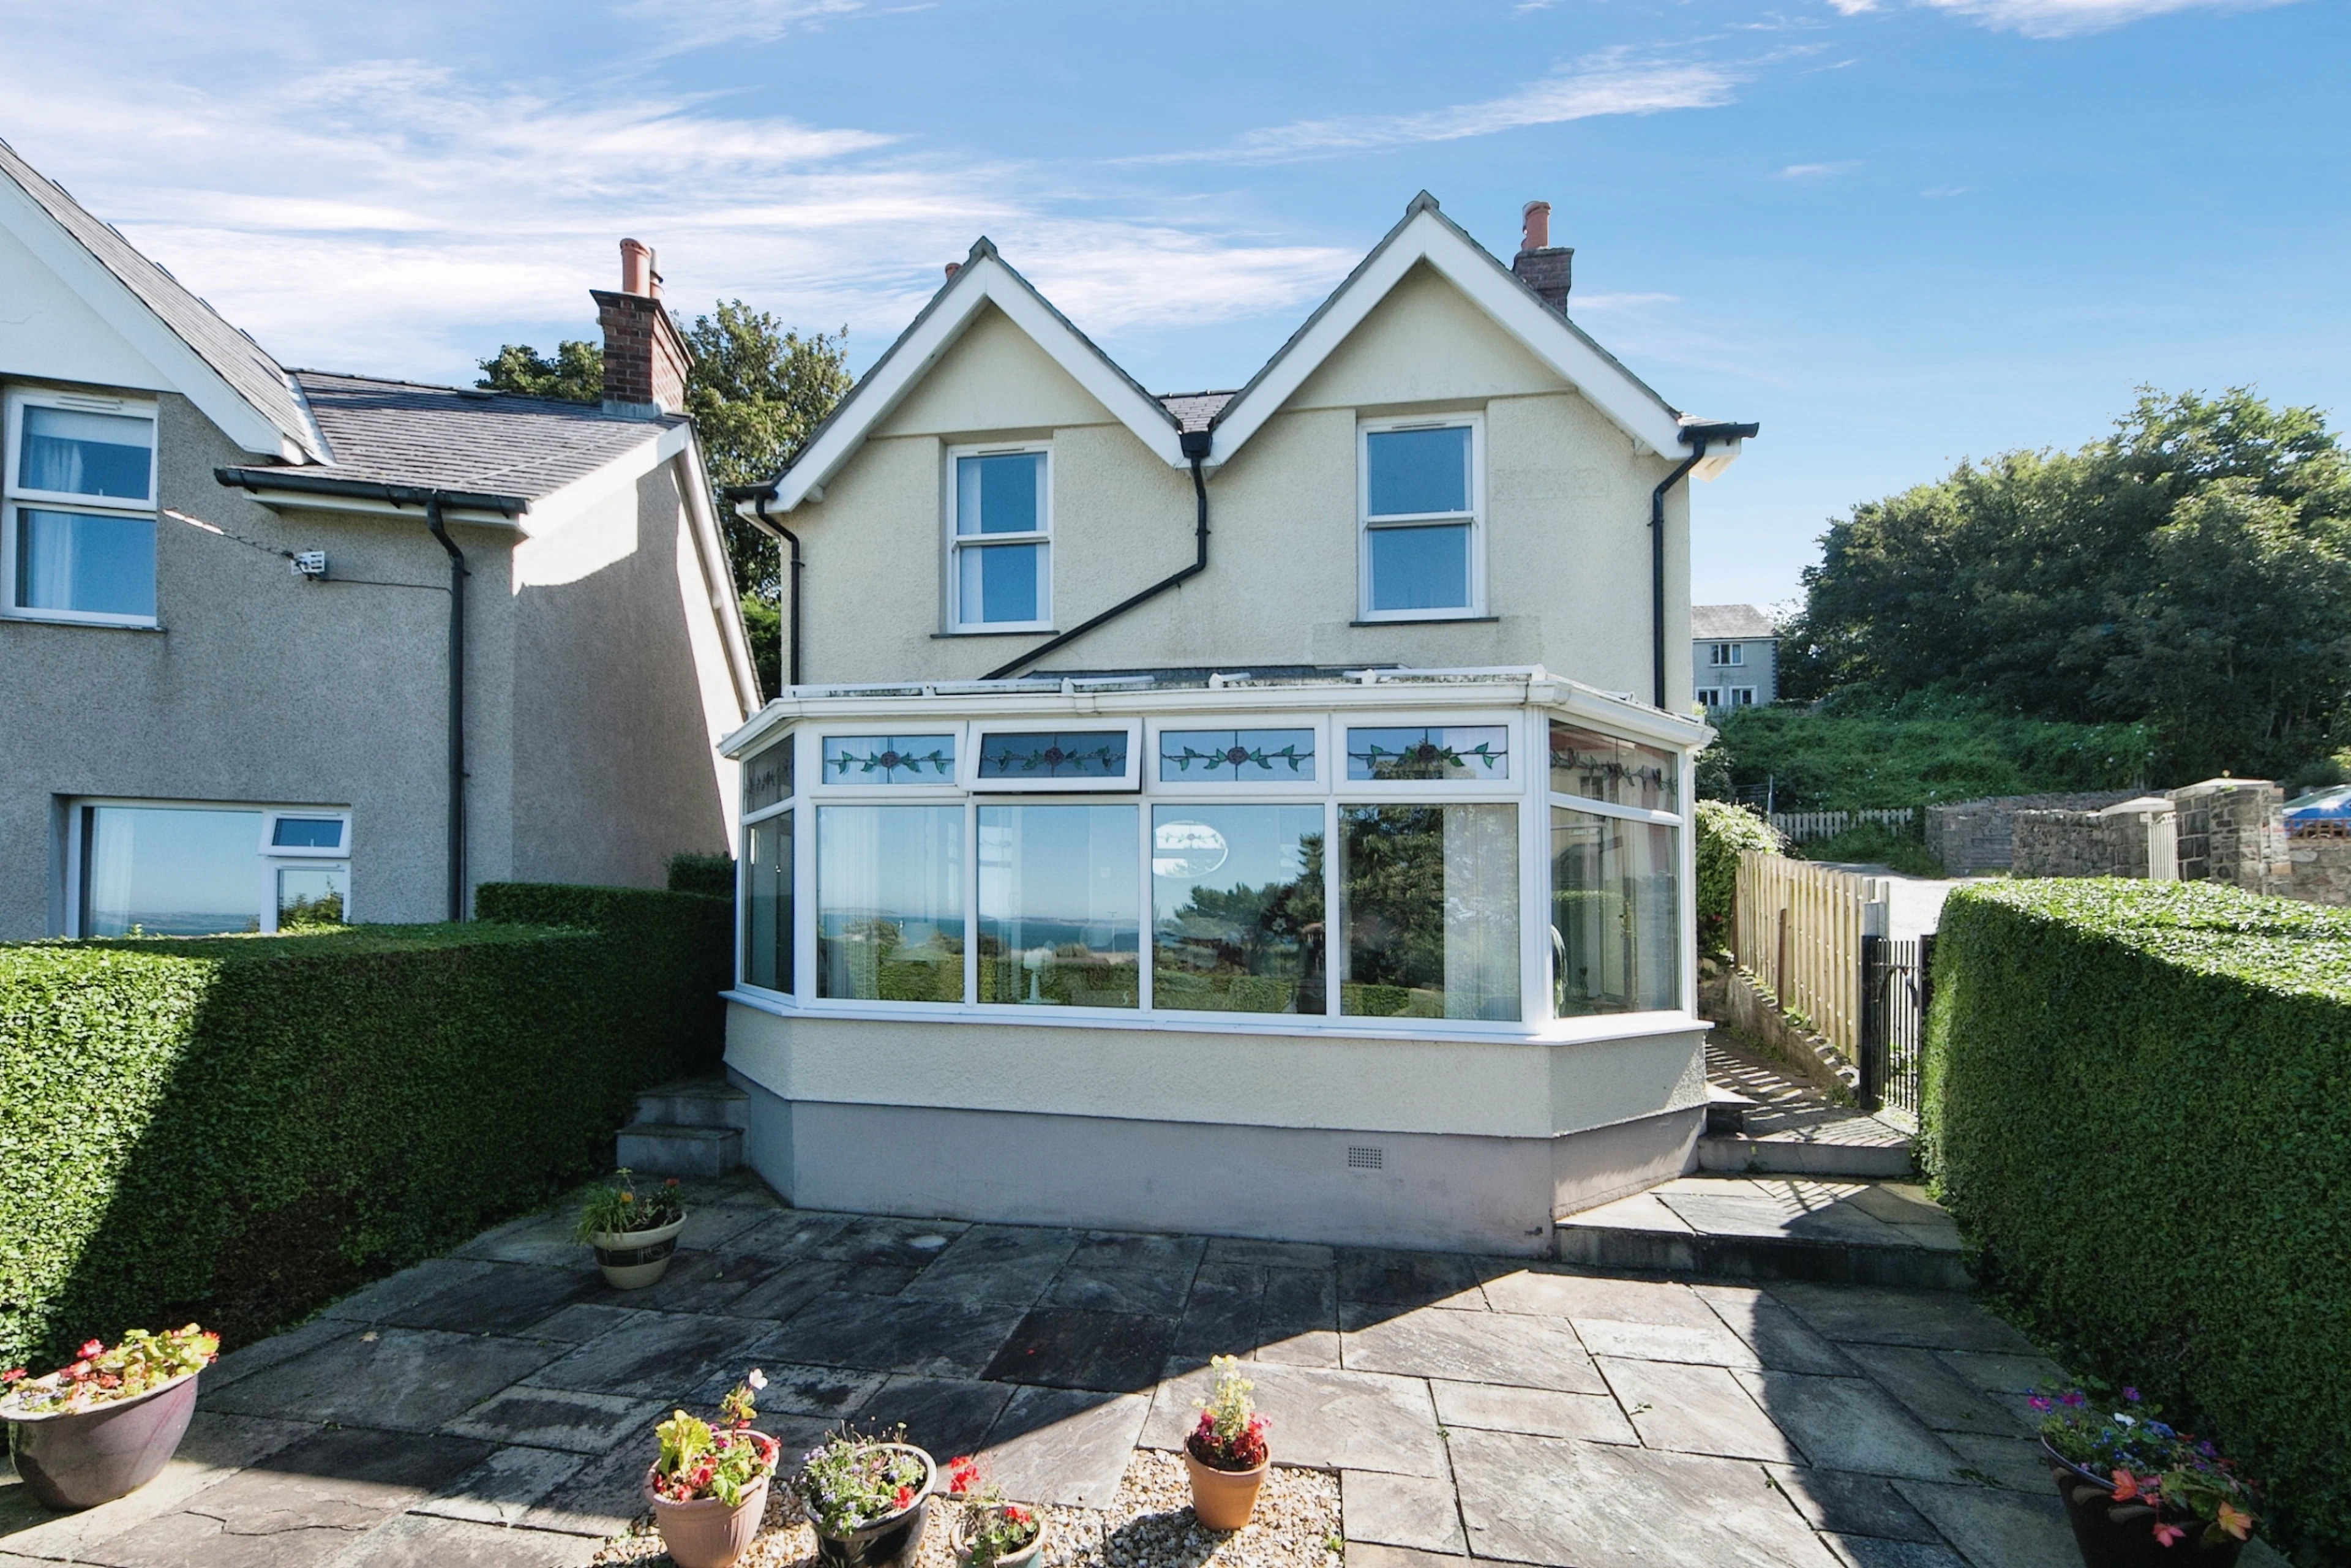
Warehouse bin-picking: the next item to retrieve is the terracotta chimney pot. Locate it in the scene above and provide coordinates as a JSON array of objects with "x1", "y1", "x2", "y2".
[
  {"x1": 619, "y1": 238, "x2": 661, "y2": 298},
  {"x1": 944, "y1": 261, "x2": 960, "y2": 279},
  {"x1": 1512, "y1": 200, "x2": 1572, "y2": 315},
  {"x1": 1521, "y1": 200, "x2": 1551, "y2": 253}
]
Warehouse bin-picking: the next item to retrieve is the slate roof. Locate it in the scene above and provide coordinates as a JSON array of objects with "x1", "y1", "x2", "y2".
[
  {"x1": 0, "y1": 137, "x2": 328, "y2": 462},
  {"x1": 246, "y1": 372, "x2": 678, "y2": 505},
  {"x1": 1692, "y1": 604, "x2": 1776, "y2": 641},
  {"x1": 1157, "y1": 391, "x2": 1235, "y2": 433}
]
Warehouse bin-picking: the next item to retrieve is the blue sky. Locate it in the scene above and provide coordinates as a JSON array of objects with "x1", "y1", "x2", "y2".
[{"x1": 3, "y1": 0, "x2": 2342, "y2": 607}]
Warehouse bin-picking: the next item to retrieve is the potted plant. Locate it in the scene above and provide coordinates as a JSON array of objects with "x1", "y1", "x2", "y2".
[
  {"x1": 943, "y1": 1454, "x2": 1044, "y2": 1568},
  {"x1": 644, "y1": 1370, "x2": 781, "y2": 1568},
  {"x1": 1184, "y1": 1354, "x2": 1270, "y2": 1531},
  {"x1": 791, "y1": 1427, "x2": 936, "y2": 1568},
  {"x1": 2034, "y1": 1382, "x2": 2259, "y2": 1566},
  {"x1": 576, "y1": 1168, "x2": 687, "y2": 1289},
  {"x1": 1, "y1": 1324, "x2": 220, "y2": 1509}
]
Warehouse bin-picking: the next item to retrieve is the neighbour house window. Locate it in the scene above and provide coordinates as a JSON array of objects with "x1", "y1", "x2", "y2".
[
  {"x1": 1360, "y1": 419, "x2": 1481, "y2": 620},
  {"x1": 1707, "y1": 643, "x2": 1744, "y2": 667},
  {"x1": 1152, "y1": 805, "x2": 1325, "y2": 1014},
  {"x1": 816, "y1": 804, "x2": 964, "y2": 1002},
  {"x1": 977, "y1": 804, "x2": 1140, "y2": 1008},
  {"x1": 74, "y1": 801, "x2": 353, "y2": 936},
  {"x1": 4, "y1": 392, "x2": 159, "y2": 625},
  {"x1": 1728, "y1": 688, "x2": 1757, "y2": 708},
  {"x1": 1697, "y1": 689, "x2": 1722, "y2": 710},
  {"x1": 951, "y1": 447, "x2": 1049, "y2": 630}
]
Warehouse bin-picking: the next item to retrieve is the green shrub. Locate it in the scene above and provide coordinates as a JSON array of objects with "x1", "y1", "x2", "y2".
[
  {"x1": 667, "y1": 852, "x2": 737, "y2": 899},
  {"x1": 1695, "y1": 800, "x2": 1782, "y2": 952},
  {"x1": 1924, "y1": 880, "x2": 2351, "y2": 1551},
  {"x1": 1791, "y1": 820, "x2": 1944, "y2": 879},
  {"x1": 1714, "y1": 697, "x2": 2154, "y2": 811}
]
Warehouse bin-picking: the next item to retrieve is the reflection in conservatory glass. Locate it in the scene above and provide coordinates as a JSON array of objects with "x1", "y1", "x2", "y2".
[
  {"x1": 1338, "y1": 804, "x2": 1518, "y2": 1020},
  {"x1": 1547, "y1": 721, "x2": 1678, "y2": 812},
  {"x1": 975, "y1": 730, "x2": 1128, "y2": 780},
  {"x1": 276, "y1": 866, "x2": 347, "y2": 928},
  {"x1": 822, "y1": 733, "x2": 955, "y2": 784},
  {"x1": 816, "y1": 805, "x2": 962, "y2": 1001},
  {"x1": 1346, "y1": 725, "x2": 1509, "y2": 781},
  {"x1": 1157, "y1": 728, "x2": 1315, "y2": 782},
  {"x1": 743, "y1": 812, "x2": 793, "y2": 992},
  {"x1": 978, "y1": 805, "x2": 1139, "y2": 1007},
  {"x1": 744, "y1": 739, "x2": 793, "y2": 813},
  {"x1": 1152, "y1": 805, "x2": 1325, "y2": 1013},
  {"x1": 1551, "y1": 808, "x2": 1678, "y2": 1015}
]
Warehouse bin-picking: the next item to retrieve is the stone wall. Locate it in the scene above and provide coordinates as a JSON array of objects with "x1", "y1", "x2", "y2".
[
  {"x1": 2172, "y1": 779, "x2": 2291, "y2": 896},
  {"x1": 2286, "y1": 833, "x2": 2351, "y2": 907},
  {"x1": 1927, "y1": 790, "x2": 2143, "y2": 875},
  {"x1": 2012, "y1": 811, "x2": 2104, "y2": 877},
  {"x1": 1997, "y1": 778, "x2": 2351, "y2": 906}
]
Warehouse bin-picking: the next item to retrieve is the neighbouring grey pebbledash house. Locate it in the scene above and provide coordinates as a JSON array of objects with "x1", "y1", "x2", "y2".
[
  {"x1": 1692, "y1": 603, "x2": 1777, "y2": 710},
  {"x1": 0, "y1": 138, "x2": 757, "y2": 940},
  {"x1": 712, "y1": 195, "x2": 1757, "y2": 1254}
]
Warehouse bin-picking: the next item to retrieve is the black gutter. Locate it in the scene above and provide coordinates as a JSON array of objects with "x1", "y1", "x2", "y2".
[
  {"x1": 1649, "y1": 422, "x2": 1760, "y2": 711},
  {"x1": 985, "y1": 428, "x2": 1214, "y2": 681},
  {"x1": 722, "y1": 484, "x2": 801, "y2": 689},
  {"x1": 214, "y1": 468, "x2": 511, "y2": 921}
]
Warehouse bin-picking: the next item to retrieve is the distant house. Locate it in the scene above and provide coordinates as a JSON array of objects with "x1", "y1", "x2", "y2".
[
  {"x1": 1692, "y1": 604, "x2": 1776, "y2": 710},
  {"x1": 0, "y1": 139, "x2": 757, "y2": 939}
]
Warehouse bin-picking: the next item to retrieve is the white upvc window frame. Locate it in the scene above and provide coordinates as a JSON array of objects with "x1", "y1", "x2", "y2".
[
  {"x1": 1335, "y1": 710, "x2": 1520, "y2": 800},
  {"x1": 3, "y1": 388, "x2": 161, "y2": 628},
  {"x1": 737, "y1": 729, "x2": 802, "y2": 1003},
  {"x1": 962, "y1": 719, "x2": 1144, "y2": 794},
  {"x1": 1147, "y1": 716, "x2": 1329, "y2": 795},
  {"x1": 1707, "y1": 642, "x2": 1744, "y2": 667},
  {"x1": 66, "y1": 798, "x2": 353, "y2": 937},
  {"x1": 1357, "y1": 412, "x2": 1485, "y2": 624},
  {"x1": 808, "y1": 725, "x2": 968, "y2": 798},
  {"x1": 1696, "y1": 688, "x2": 1722, "y2": 710},
  {"x1": 1727, "y1": 687, "x2": 1757, "y2": 708},
  {"x1": 946, "y1": 440, "x2": 1053, "y2": 634},
  {"x1": 1544, "y1": 763, "x2": 1691, "y2": 1021}
]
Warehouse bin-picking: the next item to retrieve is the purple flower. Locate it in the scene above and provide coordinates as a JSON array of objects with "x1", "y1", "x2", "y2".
[
  {"x1": 2123, "y1": 1386, "x2": 2141, "y2": 1402},
  {"x1": 2061, "y1": 1391, "x2": 2086, "y2": 1407},
  {"x1": 2028, "y1": 1395, "x2": 2052, "y2": 1412}
]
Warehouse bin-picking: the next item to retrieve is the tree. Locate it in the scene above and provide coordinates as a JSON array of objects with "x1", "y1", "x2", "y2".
[
  {"x1": 1781, "y1": 389, "x2": 2351, "y2": 781},
  {"x1": 478, "y1": 305, "x2": 852, "y2": 694}
]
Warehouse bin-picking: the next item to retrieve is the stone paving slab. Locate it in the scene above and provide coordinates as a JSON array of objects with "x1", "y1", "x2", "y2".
[
  {"x1": 1340, "y1": 1301, "x2": 1605, "y2": 1393},
  {"x1": 1340, "y1": 1469, "x2": 1465, "y2": 1554},
  {"x1": 328, "y1": 1510, "x2": 588, "y2": 1566},
  {"x1": 203, "y1": 1329, "x2": 564, "y2": 1434},
  {"x1": 1597, "y1": 1356, "x2": 1802, "y2": 1463},
  {"x1": 1430, "y1": 1378, "x2": 1638, "y2": 1444},
  {"x1": 978, "y1": 1387, "x2": 1150, "y2": 1507},
  {"x1": 1142, "y1": 1361, "x2": 1448, "y2": 1477}
]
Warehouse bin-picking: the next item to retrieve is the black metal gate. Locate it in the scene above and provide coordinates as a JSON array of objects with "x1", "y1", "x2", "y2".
[{"x1": 1859, "y1": 933, "x2": 1933, "y2": 1120}]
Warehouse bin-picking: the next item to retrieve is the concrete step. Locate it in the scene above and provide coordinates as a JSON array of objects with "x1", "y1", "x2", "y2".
[
  {"x1": 1556, "y1": 1176, "x2": 1968, "y2": 1291},
  {"x1": 616, "y1": 1122, "x2": 743, "y2": 1179},
  {"x1": 1695, "y1": 1133, "x2": 1915, "y2": 1180},
  {"x1": 634, "y1": 1079, "x2": 749, "y2": 1131}
]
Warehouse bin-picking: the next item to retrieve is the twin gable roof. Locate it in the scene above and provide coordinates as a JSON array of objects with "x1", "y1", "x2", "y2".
[{"x1": 758, "y1": 192, "x2": 1742, "y2": 514}]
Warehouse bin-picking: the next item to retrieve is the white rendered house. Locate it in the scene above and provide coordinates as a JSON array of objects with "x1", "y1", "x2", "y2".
[{"x1": 716, "y1": 195, "x2": 1754, "y2": 1255}]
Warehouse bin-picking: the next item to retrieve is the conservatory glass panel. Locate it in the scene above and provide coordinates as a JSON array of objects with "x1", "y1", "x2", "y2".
[
  {"x1": 974, "y1": 729, "x2": 1129, "y2": 781},
  {"x1": 1157, "y1": 728, "x2": 1315, "y2": 784},
  {"x1": 1551, "y1": 806, "x2": 1678, "y2": 1016},
  {"x1": 977, "y1": 804, "x2": 1139, "y2": 1008},
  {"x1": 816, "y1": 805, "x2": 963, "y2": 1002},
  {"x1": 1152, "y1": 805, "x2": 1326, "y2": 1014},
  {"x1": 1338, "y1": 803, "x2": 1519, "y2": 1021},
  {"x1": 744, "y1": 811, "x2": 793, "y2": 993},
  {"x1": 1345, "y1": 724, "x2": 1509, "y2": 782},
  {"x1": 744, "y1": 738, "x2": 793, "y2": 813},
  {"x1": 822, "y1": 733, "x2": 956, "y2": 784},
  {"x1": 1548, "y1": 721, "x2": 1678, "y2": 813}
]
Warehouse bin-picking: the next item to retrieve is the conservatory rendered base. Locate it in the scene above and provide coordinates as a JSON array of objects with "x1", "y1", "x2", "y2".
[{"x1": 723, "y1": 1003, "x2": 1708, "y2": 1256}]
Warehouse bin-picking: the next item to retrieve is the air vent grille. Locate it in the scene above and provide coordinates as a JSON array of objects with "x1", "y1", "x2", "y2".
[{"x1": 1346, "y1": 1145, "x2": 1384, "y2": 1169}]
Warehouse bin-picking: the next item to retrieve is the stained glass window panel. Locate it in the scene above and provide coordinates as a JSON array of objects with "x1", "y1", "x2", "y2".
[
  {"x1": 975, "y1": 730, "x2": 1130, "y2": 781},
  {"x1": 1547, "y1": 722, "x2": 1679, "y2": 813},
  {"x1": 822, "y1": 734, "x2": 956, "y2": 784},
  {"x1": 1346, "y1": 725, "x2": 1509, "y2": 782},
  {"x1": 1157, "y1": 728, "x2": 1315, "y2": 783},
  {"x1": 744, "y1": 738, "x2": 793, "y2": 813}
]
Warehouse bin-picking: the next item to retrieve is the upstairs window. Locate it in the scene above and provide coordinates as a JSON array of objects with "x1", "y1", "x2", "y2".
[
  {"x1": 1360, "y1": 418, "x2": 1480, "y2": 620},
  {"x1": 1707, "y1": 642, "x2": 1744, "y2": 667},
  {"x1": 4, "y1": 392, "x2": 158, "y2": 625},
  {"x1": 951, "y1": 446, "x2": 1049, "y2": 631}
]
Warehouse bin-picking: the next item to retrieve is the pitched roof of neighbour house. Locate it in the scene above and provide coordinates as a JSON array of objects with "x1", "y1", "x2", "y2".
[
  {"x1": 748, "y1": 191, "x2": 1751, "y2": 517},
  {"x1": 1692, "y1": 604, "x2": 1777, "y2": 640},
  {"x1": 0, "y1": 137, "x2": 329, "y2": 463}
]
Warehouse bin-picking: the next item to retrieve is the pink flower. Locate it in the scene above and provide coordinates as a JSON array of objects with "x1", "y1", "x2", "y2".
[
  {"x1": 2153, "y1": 1523, "x2": 2185, "y2": 1547},
  {"x1": 77, "y1": 1340, "x2": 103, "y2": 1360}
]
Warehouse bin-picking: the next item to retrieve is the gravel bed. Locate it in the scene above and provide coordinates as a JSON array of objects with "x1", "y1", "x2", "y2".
[{"x1": 591, "y1": 1452, "x2": 1341, "y2": 1568}]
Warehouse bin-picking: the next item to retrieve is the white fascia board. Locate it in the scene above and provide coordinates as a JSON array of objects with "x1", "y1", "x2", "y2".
[
  {"x1": 0, "y1": 178, "x2": 309, "y2": 462},
  {"x1": 229, "y1": 490, "x2": 519, "y2": 528},
  {"x1": 770, "y1": 252, "x2": 1184, "y2": 511},
  {"x1": 1209, "y1": 206, "x2": 1690, "y2": 463}
]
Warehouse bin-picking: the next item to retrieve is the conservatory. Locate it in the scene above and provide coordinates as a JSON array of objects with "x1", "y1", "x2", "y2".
[{"x1": 719, "y1": 667, "x2": 1711, "y2": 1255}]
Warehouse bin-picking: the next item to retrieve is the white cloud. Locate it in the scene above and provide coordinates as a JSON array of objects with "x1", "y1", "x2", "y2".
[
  {"x1": 617, "y1": 0, "x2": 870, "y2": 53},
  {"x1": 1824, "y1": 0, "x2": 1880, "y2": 13},
  {"x1": 1774, "y1": 160, "x2": 1861, "y2": 179},
  {"x1": 1845, "y1": 0, "x2": 2299, "y2": 36},
  {"x1": 1134, "y1": 52, "x2": 1742, "y2": 165}
]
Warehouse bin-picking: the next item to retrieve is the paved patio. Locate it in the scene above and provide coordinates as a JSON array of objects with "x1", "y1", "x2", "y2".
[{"x1": 0, "y1": 1173, "x2": 2281, "y2": 1567}]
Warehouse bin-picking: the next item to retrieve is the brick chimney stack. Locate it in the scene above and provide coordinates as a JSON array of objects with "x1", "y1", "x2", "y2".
[
  {"x1": 593, "y1": 238, "x2": 693, "y2": 419},
  {"x1": 1512, "y1": 200, "x2": 1573, "y2": 315}
]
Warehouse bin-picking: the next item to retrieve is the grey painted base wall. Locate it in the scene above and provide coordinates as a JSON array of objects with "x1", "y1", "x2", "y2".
[{"x1": 730, "y1": 1078, "x2": 1700, "y2": 1258}]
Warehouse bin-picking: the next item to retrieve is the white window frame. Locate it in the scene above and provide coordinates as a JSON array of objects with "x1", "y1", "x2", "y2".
[
  {"x1": 808, "y1": 726, "x2": 968, "y2": 798},
  {"x1": 1336, "y1": 711, "x2": 1520, "y2": 800},
  {"x1": 946, "y1": 441, "x2": 1053, "y2": 634},
  {"x1": 738, "y1": 729, "x2": 801, "y2": 1002},
  {"x1": 1728, "y1": 687, "x2": 1757, "y2": 708},
  {"x1": 1696, "y1": 688, "x2": 1722, "y2": 710},
  {"x1": 1357, "y1": 413, "x2": 1485, "y2": 623},
  {"x1": 67, "y1": 798, "x2": 353, "y2": 936},
  {"x1": 1147, "y1": 716, "x2": 1329, "y2": 795},
  {"x1": 962, "y1": 719, "x2": 1144, "y2": 793},
  {"x1": 1707, "y1": 642, "x2": 1744, "y2": 667},
  {"x1": 3, "y1": 388, "x2": 160, "y2": 628}
]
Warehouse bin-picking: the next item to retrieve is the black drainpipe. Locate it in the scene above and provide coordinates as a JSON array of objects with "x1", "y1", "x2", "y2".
[
  {"x1": 422, "y1": 497, "x2": 470, "y2": 922},
  {"x1": 1649, "y1": 422, "x2": 1760, "y2": 711},
  {"x1": 986, "y1": 428, "x2": 1213, "y2": 681}
]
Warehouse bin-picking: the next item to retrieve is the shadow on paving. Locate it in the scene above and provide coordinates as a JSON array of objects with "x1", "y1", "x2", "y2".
[{"x1": 0, "y1": 1170, "x2": 2160, "y2": 1568}]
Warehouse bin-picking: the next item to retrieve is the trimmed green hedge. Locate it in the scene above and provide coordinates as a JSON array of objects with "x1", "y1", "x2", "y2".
[
  {"x1": 1695, "y1": 800, "x2": 1782, "y2": 953},
  {"x1": 0, "y1": 884, "x2": 733, "y2": 1369},
  {"x1": 1924, "y1": 880, "x2": 2351, "y2": 1549}
]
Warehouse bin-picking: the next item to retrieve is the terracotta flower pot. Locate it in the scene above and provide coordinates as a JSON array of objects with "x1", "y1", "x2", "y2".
[
  {"x1": 644, "y1": 1471, "x2": 768, "y2": 1568},
  {"x1": 588, "y1": 1214, "x2": 686, "y2": 1289},
  {"x1": 950, "y1": 1503, "x2": 1047, "y2": 1568},
  {"x1": 809, "y1": 1443, "x2": 934, "y2": 1568},
  {"x1": 5, "y1": 1370, "x2": 201, "y2": 1510},
  {"x1": 2042, "y1": 1441, "x2": 2248, "y2": 1568},
  {"x1": 1184, "y1": 1446, "x2": 1268, "y2": 1531}
]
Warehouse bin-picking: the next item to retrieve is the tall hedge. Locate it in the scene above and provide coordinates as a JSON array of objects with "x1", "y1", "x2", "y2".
[
  {"x1": 0, "y1": 885, "x2": 732, "y2": 1369},
  {"x1": 1695, "y1": 799, "x2": 1783, "y2": 952},
  {"x1": 1923, "y1": 880, "x2": 2351, "y2": 1548}
]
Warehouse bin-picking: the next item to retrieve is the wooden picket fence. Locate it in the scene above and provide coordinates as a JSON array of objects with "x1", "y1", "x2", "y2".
[
  {"x1": 1733, "y1": 851, "x2": 1887, "y2": 1063},
  {"x1": 1767, "y1": 807, "x2": 1918, "y2": 844}
]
